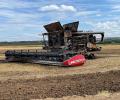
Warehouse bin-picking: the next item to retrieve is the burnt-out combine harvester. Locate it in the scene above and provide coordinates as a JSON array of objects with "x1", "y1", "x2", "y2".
[{"x1": 5, "y1": 21, "x2": 104, "y2": 66}]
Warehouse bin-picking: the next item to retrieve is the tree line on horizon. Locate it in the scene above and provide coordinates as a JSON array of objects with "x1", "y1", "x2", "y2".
[{"x1": 0, "y1": 37, "x2": 120, "y2": 46}]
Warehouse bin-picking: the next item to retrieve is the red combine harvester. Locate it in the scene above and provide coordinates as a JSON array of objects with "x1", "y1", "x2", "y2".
[{"x1": 5, "y1": 21, "x2": 104, "y2": 66}]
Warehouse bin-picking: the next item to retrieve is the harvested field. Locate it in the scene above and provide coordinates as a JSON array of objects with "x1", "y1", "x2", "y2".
[
  {"x1": 0, "y1": 44, "x2": 119, "y2": 99},
  {"x1": 43, "y1": 92, "x2": 120, "y2": 100},
  {"x1": 0, "y1": 70, "x2": 120, "y2": 99}
]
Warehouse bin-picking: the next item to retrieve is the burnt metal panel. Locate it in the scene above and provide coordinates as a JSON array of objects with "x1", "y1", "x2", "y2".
[
  {"x1": 73, "y1": 31, "x2": 104, "y2": 42},
  {"x1": 44, "y1": 22, "x2": 63, "y2": 32},
  {"x1": 63, "y1": 21, "x2": 79, "y2": 32}
]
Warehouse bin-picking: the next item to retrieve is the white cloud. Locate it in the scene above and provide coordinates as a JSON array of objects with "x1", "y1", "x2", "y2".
[
  {"x1": 40, "y1": 4, "x2": 77, "y2": 12},
  {"x1": 0, "y1": 9, "x2": 42, "y2": 24},
  {"x1": 96, "y1": 21, "x2": 119, "y2": 30},
  {"x1": 0, "y1": 0, "x2": 37, "y2": 9},
  {"x1": 60, "y1": 5, "x2": 76, "y2": 12},
  {"x1": 76, "y1": 11, "x2": 100, "y2": 16},
  {"x1": 0, "y1": 1, "x2": 9, "y2": 8},
  {"x1": 96, "y1": 14, "x2": 101, "y2": 17},
  {"x1": 40, "y1": 5, "x2": 59, "y2": 11},
  {"x1": 87, "y1": 21, "x2": 120, "y2": 37},
  {"x1": 113, "y1": 5, "x2": 120, "y2": 9},
  {"x1": 112, "y1": 5, "x2": 120, "y2": 12}
]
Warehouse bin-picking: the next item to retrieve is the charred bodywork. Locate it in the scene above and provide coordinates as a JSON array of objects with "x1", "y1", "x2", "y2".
[{"x1": 5, "y1": 21, "x2": 104, "y2": 66}]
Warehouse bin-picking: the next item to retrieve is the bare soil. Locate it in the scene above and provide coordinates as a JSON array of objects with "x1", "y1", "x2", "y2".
[{"x1": 0, "y1": 70, "x2": 120, "y2": 100}]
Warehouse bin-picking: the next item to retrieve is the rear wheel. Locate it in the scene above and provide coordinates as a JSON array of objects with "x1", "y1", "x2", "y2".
[{"x1": 85, "y1": 53, "x2": 95, "y2": 59}]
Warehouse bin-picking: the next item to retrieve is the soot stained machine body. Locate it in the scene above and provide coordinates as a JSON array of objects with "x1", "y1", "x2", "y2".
[{"x1": 5, "y1": 21, "x2": 104, "y2": 66}]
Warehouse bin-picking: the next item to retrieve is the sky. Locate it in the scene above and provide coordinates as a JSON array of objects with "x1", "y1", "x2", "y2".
[{"x1": 0, "y1": 0, "x2": 120, "y2": 41}]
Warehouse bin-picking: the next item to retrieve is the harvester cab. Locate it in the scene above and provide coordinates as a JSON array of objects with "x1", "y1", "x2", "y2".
[{"x1": 43, "y1": 22, "x2": 64, "y2": 49}]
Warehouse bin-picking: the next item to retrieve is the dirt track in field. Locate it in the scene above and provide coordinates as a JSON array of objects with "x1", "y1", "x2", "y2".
[{"x1": 0, "y1": 70, "x2": 120, "y2": 99}]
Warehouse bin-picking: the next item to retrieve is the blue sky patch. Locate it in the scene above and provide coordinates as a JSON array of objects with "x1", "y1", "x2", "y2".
[{"x1": 0, "y1": 0, "x2": 120, "y2": 41}]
